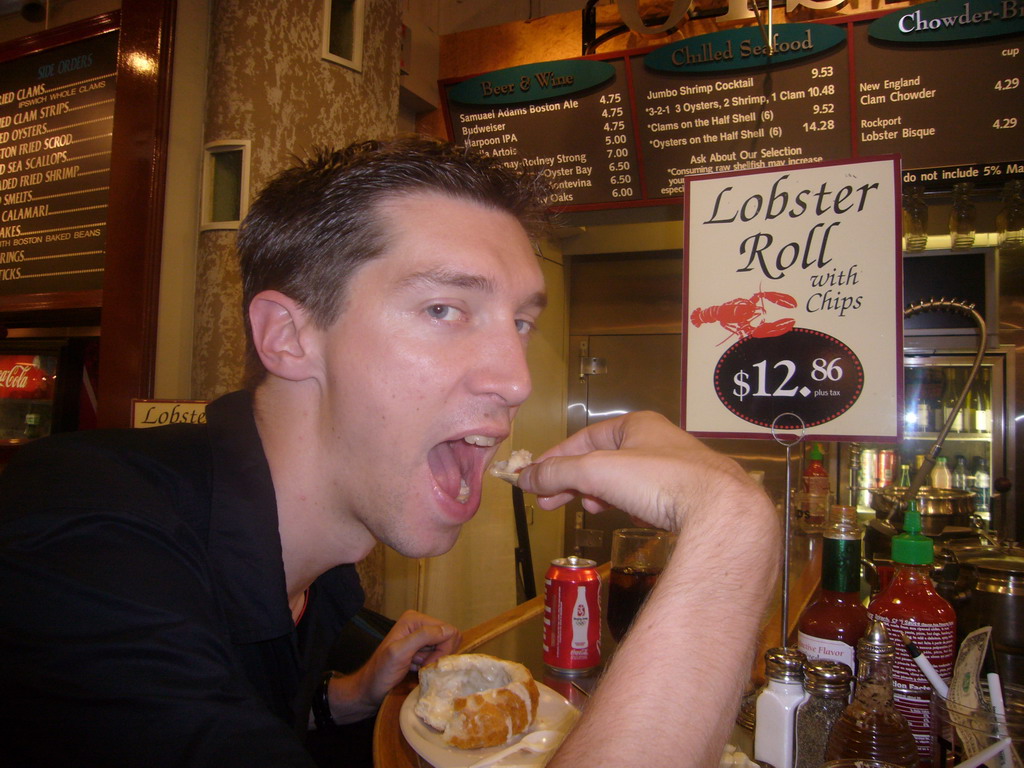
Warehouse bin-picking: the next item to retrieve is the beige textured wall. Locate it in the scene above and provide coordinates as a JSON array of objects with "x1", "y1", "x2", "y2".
[
  {"x1": 192, "y1": 0, "x2": 402, "y2": 399},
  {"x1": 192, "y1": 0, "x2": 402, "y2": 611}
]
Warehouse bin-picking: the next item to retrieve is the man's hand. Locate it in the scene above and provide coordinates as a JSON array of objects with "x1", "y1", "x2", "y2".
[
  {"x1": 327, "y1": 610, "x2": 460, "y2": 724},
  {"x1": 517, "y1": 411, "x2": 762, "y2": 534}
]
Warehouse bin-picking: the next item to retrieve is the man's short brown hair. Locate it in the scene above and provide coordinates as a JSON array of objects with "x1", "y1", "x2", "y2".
[{"x1": 236, "y1": 135, "x2": 551, "y2": 386}]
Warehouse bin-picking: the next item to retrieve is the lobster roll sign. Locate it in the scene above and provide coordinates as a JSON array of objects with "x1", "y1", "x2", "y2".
[{"x1": 683, "y1": 156, "x2": 903, "y2": 441}]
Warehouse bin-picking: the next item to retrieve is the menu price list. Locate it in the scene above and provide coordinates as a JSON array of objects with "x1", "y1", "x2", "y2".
[
  {"x1": 630, "y1": 42, "x2": 852, "y2": 200},
  {"x1": 853, "y1": 24, "x2": 1023, "y2": 181},
  {"x1": 443, "y1": 59, "x2": 642, "y2": 207},
  {"x1": 0, "y1": 31, "x2": 117, "y2": 298}
]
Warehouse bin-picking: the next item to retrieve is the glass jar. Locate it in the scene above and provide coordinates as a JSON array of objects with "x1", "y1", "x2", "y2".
[
  {"x1": 948, "y1": 182, "x2": 976, "y2": 249},
  {"x1": 902, "y1": 185, "x2": 928, "y2": 252}
]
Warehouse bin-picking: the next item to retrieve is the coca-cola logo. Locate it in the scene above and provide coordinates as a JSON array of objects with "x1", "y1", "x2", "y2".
[
  {"x1": 0, "y1": 363, "x2": 33, "y2": 389},
  {"x1": 0, "y1": 356, "x2": 50, "y2": 400}
]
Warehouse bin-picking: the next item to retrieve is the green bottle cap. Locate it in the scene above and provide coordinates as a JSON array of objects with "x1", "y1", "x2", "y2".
[
  {"x1": 810, "y1": 443, "x2": 824, "y2": 461},
  {"x1": 892, "y1": 500, "x2": 934, "y2": 565}
]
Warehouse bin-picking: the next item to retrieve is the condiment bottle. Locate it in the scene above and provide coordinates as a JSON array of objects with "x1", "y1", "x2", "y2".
[
  {"x1": 799, "y1": 444, "x2": 830, "y2": 534},
  {"x1": 825, "y1": 621, "x2": 918, "y2": 768},
  {"x1": 867, "y1": 501, "x2": 955, "y2": 767},
  {"x1": 755, "y1": 647, "x2": 809, "y2": 768},
  {"x1": 930, "y1": 457, "x2": 951, "y2": 489},
  {"x1": 796, "y1": 660, "x2": 852, "y2": 768},
  {"x1": 798, "y1": 505, "x2": 870, "y2": 675}
]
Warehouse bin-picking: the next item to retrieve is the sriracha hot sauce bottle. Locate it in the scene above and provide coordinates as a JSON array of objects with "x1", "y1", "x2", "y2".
[
  {"x1": 798, "y1": 504, "x2": 870, "y2": 675},
  {"x1": 868, "y1": 500, "x2": 955, "y2": 768},
  {"x1": 798, "y1": 443, "x2": 830, "y2": 534}
]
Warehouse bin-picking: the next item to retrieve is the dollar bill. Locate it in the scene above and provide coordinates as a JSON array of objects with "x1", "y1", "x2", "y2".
[{"x1": 946, "y1": 627, "x2": 1021, "y2": 768}]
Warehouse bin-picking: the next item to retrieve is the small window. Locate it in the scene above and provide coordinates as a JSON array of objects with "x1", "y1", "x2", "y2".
[
  {"x1": 322, "y1": 0, "x2": 365, "y2": 72},
  {"x1": 201, "y1": 140, "x2": 251, "y2": 231}
]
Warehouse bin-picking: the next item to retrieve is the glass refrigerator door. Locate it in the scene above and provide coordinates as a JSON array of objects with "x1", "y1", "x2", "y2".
[
  {"x1": 840, "y1": 345, "x2": 1015, "y2": 537},
  {"x1": 0, "y1": 339, "x2": 86, "y2": 449}
]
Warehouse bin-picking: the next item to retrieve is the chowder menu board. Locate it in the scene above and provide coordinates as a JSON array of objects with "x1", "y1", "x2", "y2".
[
  {"x1": 631, "y1": 24, "x2": 853, "y2": 199},
  {"x1": 443, "y1": 59, "x2": 642, "y2": 206},
  {"x1": 440, "y1": 3, "x2": 1023, "y2": 208},
  {"x1": 852, "y1": 21, "x2": 1024, "y2": 186},
  {"x1": 0, "y1": 31, "x2": 117, "y2": 297}
]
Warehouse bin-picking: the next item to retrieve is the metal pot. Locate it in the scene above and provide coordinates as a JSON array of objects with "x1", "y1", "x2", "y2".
[
  {"x1": 960, "y1": 555, "x2": 1024, "y2": 688},
  {"x1": 869, "y1": 485, "x2": 975, "y2": 536}
]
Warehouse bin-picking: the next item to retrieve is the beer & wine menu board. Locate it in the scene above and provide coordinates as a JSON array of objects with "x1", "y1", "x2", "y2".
[
  {"x1": 0, "y1": 30, "x2": 117, "y2": 297},
  {"x1": 441, "y1": 3, "x2": 1023, "y2": 207}
]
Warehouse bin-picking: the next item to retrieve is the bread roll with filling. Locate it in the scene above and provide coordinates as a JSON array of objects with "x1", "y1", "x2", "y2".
[{"x1": 414, "y1": 653, "x2": 540, "y2": 749}]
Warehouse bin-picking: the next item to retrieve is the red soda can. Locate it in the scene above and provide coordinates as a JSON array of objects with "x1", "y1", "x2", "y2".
[
  {"x1": 543, "y1": 556, "x2": 601, "y2": 675},
  {"x1": 877, "y1": 449, "x2": 896, "y2": 487}
]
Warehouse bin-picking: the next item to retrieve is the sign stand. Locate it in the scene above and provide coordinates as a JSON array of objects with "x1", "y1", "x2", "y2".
[{"x1": 772, "y1": 411, "x2": 805, "y2": 648}]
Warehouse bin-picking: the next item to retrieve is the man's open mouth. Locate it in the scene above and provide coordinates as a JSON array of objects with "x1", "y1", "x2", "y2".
[{"x1": 427, "y1": 435, "x2": 497, "y2": 504}]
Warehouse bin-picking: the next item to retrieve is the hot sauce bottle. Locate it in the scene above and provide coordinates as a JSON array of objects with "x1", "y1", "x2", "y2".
[
  {"x1": 798, "y1": 505, "x2": 870, "y2": 675},
  {"x1": 867, "y1": 501, "x2": 955, "y2": 767}
]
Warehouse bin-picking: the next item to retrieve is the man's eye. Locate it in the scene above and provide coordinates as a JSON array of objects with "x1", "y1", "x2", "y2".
[
  {"x1": 426, "y1": 304, "x2": 460, "y2": 321},
  {"x1": 515, "y1": 318, "x2": 536, "y2": 335}
]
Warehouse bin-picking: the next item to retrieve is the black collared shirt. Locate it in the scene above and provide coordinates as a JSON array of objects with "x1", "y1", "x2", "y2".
[{"x1": 0, "y1": 390, "x2": 364, "y2": 766}]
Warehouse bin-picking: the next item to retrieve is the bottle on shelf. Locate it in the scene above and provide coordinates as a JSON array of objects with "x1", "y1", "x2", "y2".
[
  {"x1": 895, "y1": 464, "x2": 911, "y2": 488},
  {"x1": 755, "y1": 647, "x2": 809, "y2": 768},
  {"x1": 972, "y1": 368, "x2": 992, "y2": 434},
  {"x1": 902, "y1": 185, "x2": 929, "y2": 253},
  {"x1": 798, "y1": 505, "x2": 871, "y2": 674},
  {"x1": 914, "y1": 372, "x2": 932, "y2": 434},
  {"x1": 795, "y1": 660, "x2": 853, "y2": 768},
  {"x1": 904, "y1": 367, "x2": 923, "y2": 433},
  {"x1": 951, "y1": 456, "x2": 968, "y2": 491},
  {"x1": 930, "y1": 457, "x2": 952, "y2": 489},
  {"x1": 949, "y1": 181, "x2": 976, "y2": 249},
  {"x1": 824, "y1": 621, "x2": 919, "y2": 768},
  {"x1": 996, "y1": 179, "x2": 1024, "y2": 251},
  {"x1": 22, "y1": 408, "x2": 41, "y2": 440},
  {"x1": 940, "y1": 368, "x2": 963, "y2": 433},
  {"x1": 867, "y1": 501, "x2": 956, "y2": 767},
  {"x1": 973, "y1": 457, "x2": 991, "y2": 515}
]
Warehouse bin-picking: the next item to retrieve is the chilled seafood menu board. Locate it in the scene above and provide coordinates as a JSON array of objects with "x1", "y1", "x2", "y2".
[
  {"x1": 441, "y1": 3, "x2": 1023, "y2": 208},
  {"x1": 0, "y1": 31, "x2": 117, "y2": 297},
  {"x1": 632, "y1": 23, "x2": 853, "y2": 199}
]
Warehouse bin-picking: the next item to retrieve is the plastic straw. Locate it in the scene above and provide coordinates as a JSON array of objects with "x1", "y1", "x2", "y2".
[
  {"x1": 987, "y1": 672, "x2": 1012, "y2": 768},
  {"x1": 951, "y1": 737, "x2": 1013, "y2": 768}
]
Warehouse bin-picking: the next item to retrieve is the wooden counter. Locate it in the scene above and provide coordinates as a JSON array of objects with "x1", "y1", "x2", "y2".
[{"x1": 373, "y1": 536, "x2": 822, "y2": 767}]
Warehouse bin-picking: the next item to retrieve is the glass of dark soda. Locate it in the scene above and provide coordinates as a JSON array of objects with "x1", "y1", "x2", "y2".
[{"x1": 608, "y1": 528, "x2": 676, "y2": 642}]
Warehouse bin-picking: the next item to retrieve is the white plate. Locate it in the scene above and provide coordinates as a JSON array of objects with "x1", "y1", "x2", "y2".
[{"x1": 399, "y1": 681, "x2": 580, "y2": 768}]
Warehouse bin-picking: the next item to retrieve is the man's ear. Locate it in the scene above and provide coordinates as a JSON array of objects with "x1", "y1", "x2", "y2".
[{"x1": 248, "y1": 290, "x2": 321, "y2": 382}]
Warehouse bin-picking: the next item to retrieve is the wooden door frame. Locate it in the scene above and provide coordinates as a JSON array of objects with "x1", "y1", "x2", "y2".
[{"x1": 0, "y1": 0, "x2": 177, "y2": 428}]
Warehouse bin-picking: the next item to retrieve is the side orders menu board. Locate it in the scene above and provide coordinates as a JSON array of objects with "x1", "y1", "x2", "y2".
[
  {"x1": 440, "y1": 1, "x2": 1023, "y2": 208},
  {"x1": 0, "y1": 31, "x2": 117, "y2": 297}
]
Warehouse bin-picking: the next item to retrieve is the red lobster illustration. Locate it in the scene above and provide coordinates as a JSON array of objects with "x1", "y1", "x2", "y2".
[{"x1": 690, "y1": 290, "x2": 797, "y2": 345}]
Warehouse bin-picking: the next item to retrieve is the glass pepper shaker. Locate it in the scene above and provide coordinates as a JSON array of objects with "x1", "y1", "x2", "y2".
[{"x1": 795, "y1": 659, "x2": 852, "y2": 768}]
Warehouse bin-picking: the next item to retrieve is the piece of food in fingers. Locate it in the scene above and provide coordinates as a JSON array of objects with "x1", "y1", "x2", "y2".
[
  {"x1": 489, "y1": 450, "x2": 533, "y2": 485},
  {"x1": 414, "y1": 653, "x2": 540, "y2": 749}
]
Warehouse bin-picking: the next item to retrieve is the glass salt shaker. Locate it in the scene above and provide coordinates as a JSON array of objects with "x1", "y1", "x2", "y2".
[
  {"x1": 795, "y1": 659, "x2": 852, "y2": 768},
  {"x1": 755, "y1": 647, "x2": 809, "y2": 768}
]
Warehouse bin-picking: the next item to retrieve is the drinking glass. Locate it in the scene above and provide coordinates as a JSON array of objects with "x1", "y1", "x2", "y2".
[{"x1": 607, "y1": 528, "x2": 675, "y2": 642}]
